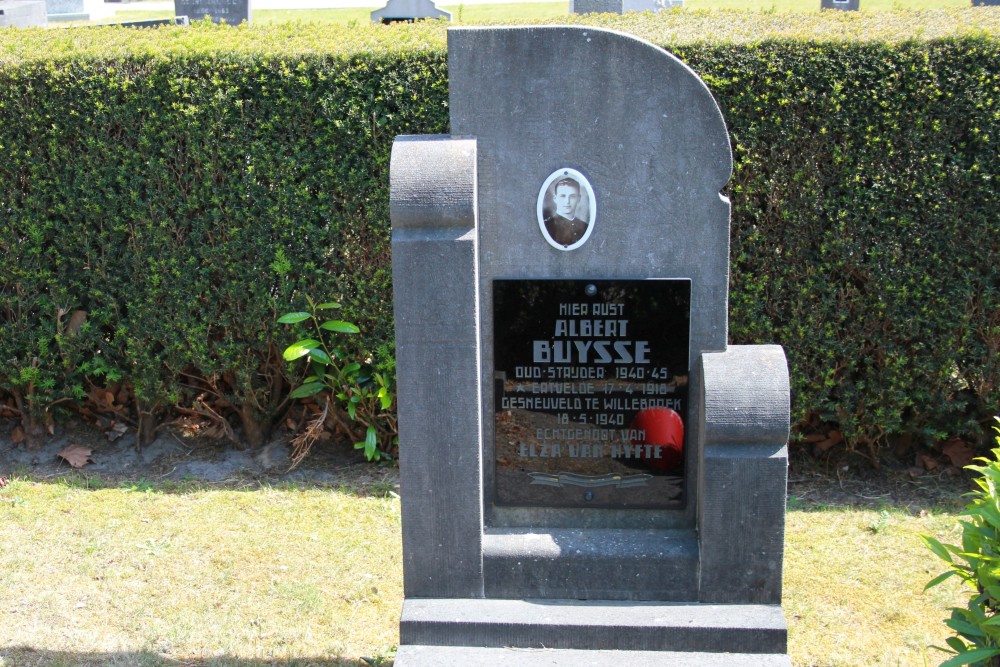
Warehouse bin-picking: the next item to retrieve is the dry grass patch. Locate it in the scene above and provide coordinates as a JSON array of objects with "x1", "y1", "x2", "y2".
[
  {"x1": 0, "y1": 475, "x2": 401, "y2": 666},
  {"x1": 786, "y1": 504, "x2": 966, "y2": 667}
]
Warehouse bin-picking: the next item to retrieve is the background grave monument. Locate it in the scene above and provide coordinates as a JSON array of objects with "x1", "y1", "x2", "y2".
[
  {"x1": 45, "y1": 0, "x2": 111, "y2": 21},
  {"x1": 391, "y1": 26, "x2": 791, "y2": 664},
  {"x1": 0, "y1": 0, "x2": 46, "y2": 27},
  {"x1": 572, "y1": 0, "x2": 683, "y2": 13},
  {"x1": 821, "y1": 0, "x2": 859, "y2": 9},
  {"x1": 174, "y1": 0, "x2": 249, "y2": 24},
  {"x1": 370, "y1": 0, "x2": 450, "y2": 24}
]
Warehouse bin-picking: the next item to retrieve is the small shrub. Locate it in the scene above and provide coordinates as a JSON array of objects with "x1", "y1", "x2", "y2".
[
  {"x1": 278, "y1": 297, "x2": 397, "y2": 467},
  {"x1": 924, "y1": 417, "x2": 1000, "y2": 667}
]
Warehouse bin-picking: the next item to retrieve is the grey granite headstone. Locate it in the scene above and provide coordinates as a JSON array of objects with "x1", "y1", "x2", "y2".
[
  {"x1": 45, "y1": 0, "x2": 111, "y2": 21},
  {"x1": 174, "y1": 0, "x2": 249, "y2": 24},
  {"x1": 391, "y1": 26, "x2": 790, "y2": 665},
  {"x1": 0, "y1": 0, "x2": 46, "y2": 27},
  {"x1": 371, "y1": 0, "x2": 450, "y2": 23},
  {"x1": 572, "y1": 0, "x2": 683, "y2": 14},
  {"x1": 821, "y1": 0, "x2": 859, "y2": 9},
  {"x1": 115, "y1": 16, "x2": 190, "y2": 27}
]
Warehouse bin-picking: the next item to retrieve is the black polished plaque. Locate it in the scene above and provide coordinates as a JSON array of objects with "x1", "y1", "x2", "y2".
[{"x1": 493, "y1": 279, "x2": 690, "y2": 509}]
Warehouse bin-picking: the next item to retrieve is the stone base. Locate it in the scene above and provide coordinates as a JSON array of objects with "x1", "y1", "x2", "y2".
[
  {"x1": 483, "y1": 528, "x2": 699, "y2": 601},
  {"x1": 395, "y1": 645, "x2": 792, "y2": 666},
  {"x1": 400, "y1": 598, "x2": 788, "y2": 655}
]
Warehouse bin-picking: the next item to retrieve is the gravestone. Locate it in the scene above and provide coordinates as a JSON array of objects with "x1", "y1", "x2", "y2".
[
  {"x1": 174, "y1": 0, "x2": 249, "y2": 24},
  {"x1": 46, "y1": 0, "x2": 111, "y2": 21},
  {"x1": 0, "y1": 0, "x2": 46, "y2": 27},
  {"x1": 115, "y1": 15, "x2": 190, "y2": 27},
  {"x1": 391, "y1": 26, "x2": 791, "y2": 665},
  {"x1": 370, "y1": 0, "x2": 450, "y2": 23},
  {"x1": 821, "y1": 0, "x2": 859, "y2": 9},
  {"x1": 572, "y1": 0, "x2": 682, "y2": 14}
]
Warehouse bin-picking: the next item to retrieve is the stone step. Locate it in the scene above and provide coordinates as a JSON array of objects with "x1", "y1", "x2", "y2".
[
  {"x1": 482, "y1": 528, "x2": 699, "y2": 601},
  {"x1": 400, "y1": 598, "x2": 788, "y2": 654},
  {"x1": 395, "y1": 645, "x2": 792, "y2": 666}
]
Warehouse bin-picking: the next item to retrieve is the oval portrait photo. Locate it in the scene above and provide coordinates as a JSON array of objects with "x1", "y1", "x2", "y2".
[{"x1": 537, "y1": 168, "x2": 596, "y2": 251}]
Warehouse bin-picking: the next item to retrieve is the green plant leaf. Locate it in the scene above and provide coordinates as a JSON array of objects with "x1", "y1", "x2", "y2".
[
  {"x1": 924, "y1": 535, "x2": 955, "y2": 564},
  {"x1": 283, "y1": 339, "x2": 322, "y2": 361},
  {"x1": 925, "y1": 570, "x2": 958, "y2": 591},
  {"x1": 939, "y1": 647, "x2": 1000, "y2": 667},
  {"x1": 946, "y1": 617, "x2": 987, "y2": 638},
  {"x1": 320, "y1": 320, "x2": 360, "y2": 334},
  {"x1": 277, "y1": 312, "x2": 311, "y2": 324},
  {"x1": 945, "y1": 636, "x2": 967, "y2": 652},
  {"x1": 307, "y1": 348, "x2": 333, "y2": 365},
  {"x1": 364, "y1": 425, "x2": 378, "y2": 460},
  {"x1": 289, "y1": 382, "x2": 325, "y2": 399},
  {"x1": 316, "y1": 302, "x2": 342, "y2": 309}
]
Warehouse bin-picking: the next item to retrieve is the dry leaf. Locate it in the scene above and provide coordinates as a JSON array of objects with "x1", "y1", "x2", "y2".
[
  {"x1": 917, "y1": 453, "x2": 940, "y2": 471},
  {"x1": 942, "y1": 438, "x2": 976, "y2": 468},
  {"x1": 67, "y1": 310, "x2": 88, "y2": 335},
  {"x1": 11, "y1": 426, "x2": 25, "y2": 444},
  {"x1": 57, "y1": 444, "x2": 94, "y2": 469},
  {"x1": 0, "y1": 476, "x2": 9, "y2": 489},
  {"x1": 88, "y1": 388, "x2": 123, "y2": 413}
]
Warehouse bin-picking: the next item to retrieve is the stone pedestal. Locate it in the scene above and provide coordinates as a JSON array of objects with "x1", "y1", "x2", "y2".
[{"x1": 46, "y1": 0, "x2": 112, "y2": 21}]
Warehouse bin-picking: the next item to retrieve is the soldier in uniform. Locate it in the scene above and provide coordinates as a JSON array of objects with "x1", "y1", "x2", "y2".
[{"x1": 543, "y1": 177, "x2": 589, "y2": 247}]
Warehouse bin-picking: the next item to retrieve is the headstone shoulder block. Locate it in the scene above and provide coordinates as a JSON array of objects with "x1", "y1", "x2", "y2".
[
  {"x1": 701, "y1": 345, "x2": 790, "y2": 446},
  {"x1": 390, "y1": 136, "x2": 477, "y2": 231}
]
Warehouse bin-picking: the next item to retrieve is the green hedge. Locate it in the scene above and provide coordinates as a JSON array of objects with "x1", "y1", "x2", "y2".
[{"x1": 0, "y1": 12, "x2": 997, "y2": 456}]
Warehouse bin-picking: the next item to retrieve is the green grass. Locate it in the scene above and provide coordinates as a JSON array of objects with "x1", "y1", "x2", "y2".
[{"x1": 0, "y1": 474, "x2": 971, "y2": 666}]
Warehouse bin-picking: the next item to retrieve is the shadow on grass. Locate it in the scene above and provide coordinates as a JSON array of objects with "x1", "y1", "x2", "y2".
[
  {"x1": 0, "y1": 469, "x2": 399, "y2": 504},
  {"x1": 0, "y1": 648, "x2": 390, "y2": 667}
]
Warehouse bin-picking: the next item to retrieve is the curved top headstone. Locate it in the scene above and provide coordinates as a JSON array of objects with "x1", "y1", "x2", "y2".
[
  {"x1": 449, "y1": 26, "x2": 733, "y2": 355},
  {"x1": 446, "y1": 27, "x2": 735, "y2": 529}
]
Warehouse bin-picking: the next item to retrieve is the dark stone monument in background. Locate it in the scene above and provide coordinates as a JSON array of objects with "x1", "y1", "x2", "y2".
[
  {"x1": 391, "y1": 26, "x2": 791, "y2": 665},
  {"x1": 174, "y1": 0, "x2": 249, "y2": 24}
]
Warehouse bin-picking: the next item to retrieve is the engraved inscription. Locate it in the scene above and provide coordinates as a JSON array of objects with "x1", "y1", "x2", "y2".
[{"x1": 493, "y1": 279, "x2": 690, "y2": 509}]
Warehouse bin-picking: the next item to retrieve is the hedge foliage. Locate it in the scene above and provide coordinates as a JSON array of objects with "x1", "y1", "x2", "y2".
[{"x1": 0, "y1": 11, "x2": 997, "y2": 456}]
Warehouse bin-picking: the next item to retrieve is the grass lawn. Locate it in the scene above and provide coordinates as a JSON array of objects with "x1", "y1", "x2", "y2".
[{"x1": 0, "y1": 472, "x2": 970, "y2": 666}]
